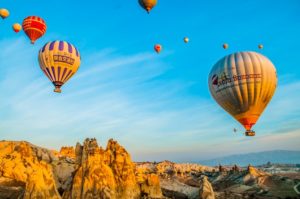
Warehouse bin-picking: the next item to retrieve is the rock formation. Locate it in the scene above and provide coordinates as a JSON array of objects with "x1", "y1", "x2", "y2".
[
  {"x1": 136, "y1": 167, "x2": 163, "y2": 198},
  {"x1": 0, "y1": 141, "x2": 60, "y2": 199},
  {"x1": 199, "y1": 176, "x2": 215, "y2": 199},
  {"x1": 1, "y1": 139, "x2": 299, "y2": 199},
  {"x1": 59, "y1": 146, "x2": 75, "y2": 159},
  {"x1": 62, "y1": 138, "x2": 146, "y2": 199}
]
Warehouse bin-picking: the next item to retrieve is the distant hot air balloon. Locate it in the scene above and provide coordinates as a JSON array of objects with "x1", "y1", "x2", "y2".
[
  {"x1": 22, "y1": 16, "x2": 46, "y2": 44},
  {"x1": 38, "y1": 41, "x2": 81, "y2": 93},
  {"x1": 184, "y1": 37, "x2": 189, "y2": 43},
  {"x1": 139, "y1": 0, "x2": 157, "y2": 13},
  {"x1": 12, "y1": 23, "x2": 22, "y2": 33},
  {"x1": 233, "y1": 128, "x2": 237, "y2": 133},
  {"x1": 208, "y1": 52, "x2": 277, "y2": 136},
  {"x1": 154, "y1": 44, "x2": 162, "y2": 53},
  {"x1": 258, "y1": 44, "x2": 263, "y2": 49},
  {"x1": 0, "y1": 8, "x2": 9, "y2": 19},
  {"x1": 222, "y1": 43, "x2": 229, "y2": 49}
]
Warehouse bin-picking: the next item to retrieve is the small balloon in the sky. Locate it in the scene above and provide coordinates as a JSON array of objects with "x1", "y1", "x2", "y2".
[
  {"x1": 22, "y1": 16, "x2": 47, "y2": 44},
  {"x1": 222, "y1": 43, "x2": 229, "y2": 49},
  {"x1": 0, "y1": 8, "x2": 9, "y2": 19},
  {"x1": 184, "y1": 37, "x2": 189, "y2": 43},
  {"x1": 139, "y1": 0, "x2": 157, "y2": 14},
  {"x1": 12, "y1": 23, "x2": 22, "y2": 33},
  {"x1": 258, "y1": 44, "x2": 263, "y2": 49},
  {"x1": 154, "y1": 44, "x2": 162, "y2": 53}
]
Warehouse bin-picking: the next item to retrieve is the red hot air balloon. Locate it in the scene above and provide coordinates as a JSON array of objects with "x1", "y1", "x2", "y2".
[
  {"x1": 154, "y1": 44, "x2": 162, "y2": 53},
  {"x1": 22, "y1": 16, "x2": 46, "y2": 44}
]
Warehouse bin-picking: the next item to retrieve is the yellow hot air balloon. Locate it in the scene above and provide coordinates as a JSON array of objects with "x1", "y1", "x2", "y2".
[
  {"x1": 38, "y1": 41, "x2": 81, "y2": 93},
  {"x1": 139, "y1": 0, "x2": 157, "y2": 13},
  {"x1": 0, "y1": 8, "x2": 9, "y2": 19},
  {"x1": 258, "y1": 44, "x2": 263, "y2": 49},
  {"x1": 222, "y1": 43, "x2": 229, "y2": 49},
  {"x1": 208, "y1": 51, "x2": 277, "y2": 136},
  {"x1": 184, "y1": 37, "x2": 189, "y2": 43},
  {"x1": 12, "y1": 23, "x2": 22, "y2": 33}
]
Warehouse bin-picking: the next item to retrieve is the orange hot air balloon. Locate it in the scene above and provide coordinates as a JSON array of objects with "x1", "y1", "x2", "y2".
[
  {"x1": 154, "y1": 44, "x2": 162, "y2": 53},
  {"x1": 222, "y1": 43, "x2": 229, "y2": 49},
  {"x1": 12, "y1": 23, "x2": 22, "y2": 33},
  {"x1": 0, "y1": 9, "x2": 9, "y2": 19},
  {"x1": 139, "y1": 0, "x2": 157, "y2": 13},
  {"x1": 22, "y1": 16, "x2": 46, "y2": 44},
  {"x1": 208, "y1": 52, "x2": 277, "y2": 136}
]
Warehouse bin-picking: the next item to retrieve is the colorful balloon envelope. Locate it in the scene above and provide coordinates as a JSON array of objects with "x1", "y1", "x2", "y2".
[
  {"x1": 12, "y1": 23, "x2": 22, "y2": 33},
  {"x1": 139, "y1": 0, "x2": 157, "y2": 13},
  {"x1": 208, "y1": 51, "x2": 277, "y2": 136},
  {"x1": 38, "y1": 41, "x2": 81, "y2": 93},
  {"x1": 22, "y1": 16, "x2": 46, "y2": 44},
  {"x1": 0, "y1": 8, "x2": 9, "y2": 19},
  {"x1": 154, "y1": 44, "x2": 162, "y2": 53}
]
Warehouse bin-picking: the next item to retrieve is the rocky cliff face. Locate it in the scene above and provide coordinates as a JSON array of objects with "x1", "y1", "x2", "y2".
[
  {"x1": 1, "y1": 139, "x2": 298, "y2": 199},
  {"x1": 0, "y1": 141, "x2": 60, "y2": 199},
  {"x1": 0, "y1": 139, "x2": 164, "y2": 199},
  {"x1": 62, "y1": 138, "x2": 163, "y2": 199},
  {"x1": 199, "y1": 176, "x2": 215, "y2": 199},
  {"x1": 59, "y1": 146, "x2": 75, "y2": 159}
]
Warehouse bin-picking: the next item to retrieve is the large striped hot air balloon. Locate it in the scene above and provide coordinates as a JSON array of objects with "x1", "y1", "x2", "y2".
[
  {"x1": 38, "y1": 41, "x2": 81, "y2": 93},
  {"x1": 22, "y1": 16, "x2": 46, "y2": 44},
  {"x1": 208, "y1": 51, "x2": 277, "y2": 136}
]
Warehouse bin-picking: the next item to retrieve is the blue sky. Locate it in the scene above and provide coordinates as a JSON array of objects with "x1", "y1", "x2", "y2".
[{"x1": 0, "y1": 0, "x2": 300, "y2": 162}]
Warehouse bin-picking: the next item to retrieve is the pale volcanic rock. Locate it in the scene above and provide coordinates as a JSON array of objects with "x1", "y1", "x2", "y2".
[
  {"x1": 59, "y1": 146, "x2": 76, "y2": 159},
  {"x1": 136, "y1": 167, "x2": 163, "y2": 198},
  {"x1": 199, "y1": 176, "x2": 215, "y2": 199},
  {"x1": 63, "y1": 138, "x2": 141, "y2": 199},
  {"x1": 0, "y1": 141, "x2": 61, "y2": 199}
]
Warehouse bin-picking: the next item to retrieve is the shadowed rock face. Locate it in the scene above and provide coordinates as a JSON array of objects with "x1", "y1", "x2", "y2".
[{"x1": 0, "y1": 141, "x2": 61, "y2": 199}]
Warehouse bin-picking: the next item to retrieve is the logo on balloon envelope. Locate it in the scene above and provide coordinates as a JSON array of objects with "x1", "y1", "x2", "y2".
[
  {"x1": 53, "y1": 55, "x2": 75, "y2": 65},
  {"x1": 212, "y1": 73, "x2": 262, "y2": 92}
]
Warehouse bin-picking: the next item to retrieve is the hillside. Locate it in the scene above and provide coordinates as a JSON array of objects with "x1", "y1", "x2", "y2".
[{"x1": 200, "y1": 150, "x2": 300, "y2": 166}]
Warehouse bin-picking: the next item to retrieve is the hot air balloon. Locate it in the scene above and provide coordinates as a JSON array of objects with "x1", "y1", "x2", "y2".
[
  {"x1": 139, "y1": 0, "x2": 157, "y2": 13},
  {"x1": 22, "y1": 16, "x2": 46, "y2": 44},
  {"x1": 12, "y1": 23, "x2": 22, "y2": 33},
  {"x1": 222, "y1": 43, "x2": 229, "y2": 49},
  {"x1": 258, "y1": 44, "x2": 263, "y2": 49},
  {"x1": 184, "y1": 37, "x2": 189, "y2": 43},
  {"x1": 0, "y1": 9, "x2": 9, "y2": 19},
  {"x1": 233, "y1": 128, "x2": 237, "y2": 133},
  {"x1": 38, "y1": 41, "x2": 81, "y2": 93},
  {"x1": 208, "y1": 51, "x2": 277, "y2": 136},
  {"x1": 154, "y1": 44, "x2": 162, "y2": 53}
]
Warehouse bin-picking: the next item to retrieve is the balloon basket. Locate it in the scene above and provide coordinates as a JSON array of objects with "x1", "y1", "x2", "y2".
[
  {"x1": 245, "y1": 131, "x2": 255, "y2": 136},
  {"x1": 54, "y1": 87, "x2": 62, "y2": 93}
]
